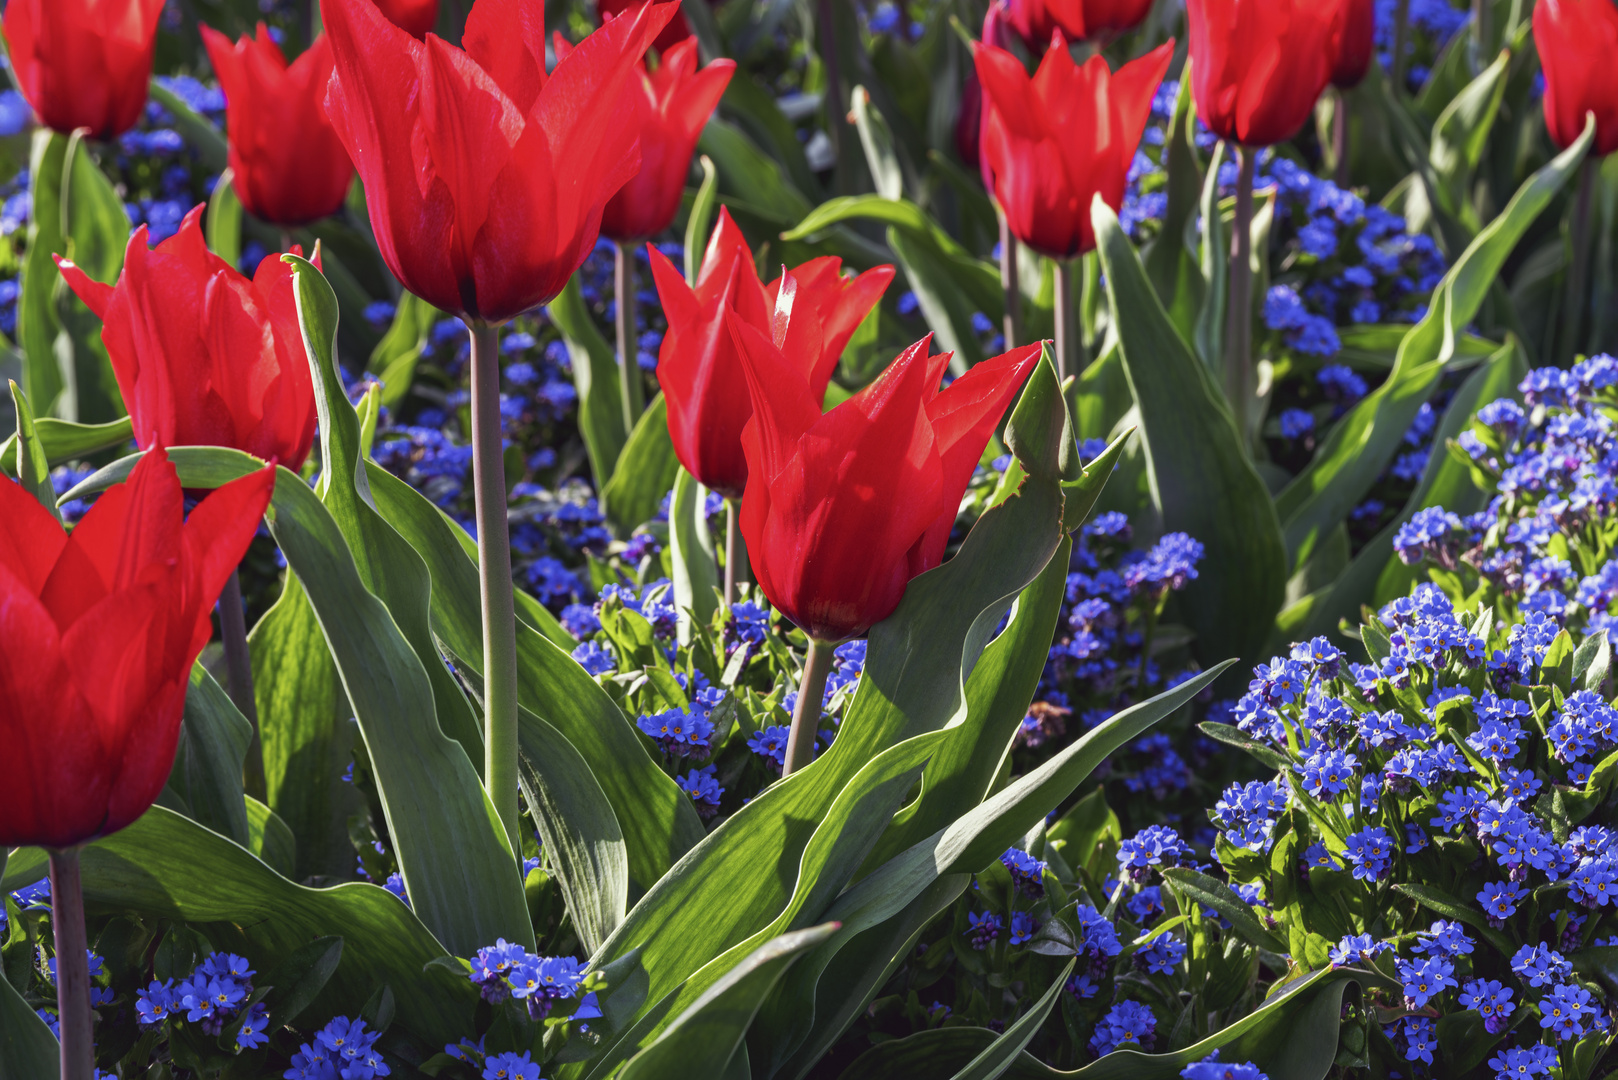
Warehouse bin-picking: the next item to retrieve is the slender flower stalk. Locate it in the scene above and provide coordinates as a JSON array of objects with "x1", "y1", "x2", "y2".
[
  {"x1": 1333, "y1": 92, "x2": 1350, "y2": 188},
  {"x1": 1223, "y1": 146, "x2": 1256, "y2": 439},
  {"x1": 784, "y1": 639, "x2": 835, "y2": 776},
  {"x1": 217, "y1": 568, "x2": 265, "y2": 800},
  {"x1": 1392, "y1": 0, "x2": 1411, "y2": 91},
  {"x1": 999, "y1": 212, "x2": 1021, "y2": 348},
  {"x1": 615, "y1": 241, "x2": 644, "y2": 432},
  {"x1": 469, "y1": 321, "x2": 520, "y2": 854},
  {"x1": 1566, "y1": 158, "x2": 1598, "y2": 365},
  {"x1": 50, "y1": 848, "x2": 94, "y2": 1080},
  {"x1": 724, "y1": 498, "x2": 749, "y2": 605},
  {"x1": 1053, "y1": 258, "x2": 1075, "y2": 379}
]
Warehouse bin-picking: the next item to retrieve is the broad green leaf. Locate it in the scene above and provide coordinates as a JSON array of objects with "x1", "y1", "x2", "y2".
[
  {"x1": 670, "y1": 467, "x2": 719, "y2": 643},
  {"x1": 849, "y1": 85, "x2": 904, "y2": 200},
  {"x1": 54, "y1": 131, "x2": 130, "y2": 426},
  {"x1": 0, "y1": 413, "x2": 132, "y2": 475},
  {"x1": 246, "y1": 795, "x2": 298, "y2": 878},
  {"x1": 1335, "y1": 324, "x2": 1499, "y2": 370},
  {"x1": 720, "y1": 73, "x2": 821, "y2": 200},
  {"x1": 1, "y1": 806, "x2": 474, "y2": 1047},
  {"x1": 1276, "y1": 119, "x2": 1593, "y2": 569},
  {"x1": 1161, "y1": 867, "x2": 1288, "y2": 953},
  {"x1": 260, "y1": 935, "x2": 344, "y2": 1030},
  {"x1": 1429, "y1": 50, "x2": 1510, "y2": 227},
  {"x1": 949, "y1": 959, "x2": 1076, "y2": 1080},
  {"x1": 362, "y1": 461, "x2": 706, "y2": 891},
  {"x1": 206, "y1": 167, "x2": 243, "y2": 268},
  {"x1": 573, "y1": 358, "x2": 1072, "y2": 1076},
  {"x1": 551, "y1": 274, "x2": 628, "y2": 483},
  {"x1": 18, "y1": 130, "x2": 68, "y2": 415},
  {"x1": 250, "y1": 571, "x2": 357, "y2": 880},
  {"x1": 887, "y1": 225, "x2": 986, "y2": 367},
  {"x1": 602, "y1": 393, "x2": 681, "y2": 538},
  {"x1": 7, "y1": 380, "x2": 58, "y2": 518},
  {"x1": 0, "y1": 946, "x2": 57, "y2": 1074},
  {"x1": 168, "y1": 662, "x2": 253, "y2": 848},
  {"x1": 1142, "y1": 76, "x2": 1205, "y2": 344},
  {"x1": 148, "y1": 78, "x2": 229, "y2": 174},
  {"x1": 1199, "y1": 722, "x2": 1290, "y2": 773},
  {"x1": 1193, "y1": 138, "x2": 1227, "y2": 370},
  {"x1": 1575, "y1": 630, "x2": 1611, "y2": 693},
  {"x1": 617, "y1": 924, "x2": 841, "y2": 1080},
  {"x1": 699, "y1": 117, "x2": 812, "y2": 224},
  {"x1": 367, "y1": 292, "x2": 439, "y2": 410},
  {"x1": 1093, "y1": 198, "x2": 1286, "y2": 667}
]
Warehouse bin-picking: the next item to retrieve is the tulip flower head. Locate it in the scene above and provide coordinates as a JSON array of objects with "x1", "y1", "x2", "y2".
[
  {"x1": 727, "y1": 278, "x2": 1041, "y2": 644},
  {"x1": 599, "y1": 0, "x2": 692, "y2": 55},
  {"x1": 0, "y1": 448, "x2": 276, "y2": 847},
  {"x1": 1005, "y1": 0, "x2": 1156, "y2": 47},
  {"x1": 4, "y1": 0, "x2": 165, "y2": 139},
  {"x1": 201, "y1": 27, "x2": 355, "y2": 227},
  {"x1": 1534, "y1": 0, "x2": 1618, "y2": 155},
  {"x1": 56, "y1": 206, "x2": 319, "y2": 470},
  {"x1": 321, "y1": 0, "x2": 679, "y2": 324},
  {"x1": 1186, "y1": 0, "x2": 1340, "y2": 146},
  {"x1": 369, "y1": 0, "x2": 440, "y2": 37},
  {"x1": 590, "y1": 38, "x2": 735, "y2": 242},
  {"x1": 649, "y1": 209, "x2": 893, "y2": 499},
  {"x1": 975, "y1": 35, "x2": 1173, "y2": 258},
  {"x1": 1329, "y1": 0, "x2": 1376, "y2": 90}
]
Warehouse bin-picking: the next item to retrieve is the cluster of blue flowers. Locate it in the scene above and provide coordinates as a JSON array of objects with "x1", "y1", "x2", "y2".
[
  {"x1": 1180, "y1": 1054, "x2": 1268, "y2": 1080},
  {"x1": 1373, "y1": 0, "x2": 1472, "y2": 90},
  {"x1": 134, "y1": 952, "x2": 270, "y2": 1050},
  {"x1": 284, "y1": 1016, "x2": 388, "y2": 1080},
  {"x1": 467, "y1": 938, "x2": 600, "y2": 1024}
]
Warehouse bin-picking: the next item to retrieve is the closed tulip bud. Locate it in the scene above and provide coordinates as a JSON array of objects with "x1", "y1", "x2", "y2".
[
  {"x1": 727, "y1": 276, "x2": 1042, "y2": 644},
  {"x1": 1534, "y1": 0, "x2": 1618, "y2": 155},
  {"x1": 594, "y1": 39, "x2": 735, "y2": 242},
  {"x1": 649, "y1": 208, "x2": 893, "y2": 499},
  {"x1": 1330, "y1": 0, "x2": 1376, "y2": 90},
  {"x1": 1187, "y1": 0, "x2": 1339, "y2": 146},
  {"x1": 976, "y1": 35, "x2": 1173, "y2": 258},
  {"x1": 0, "y1": 448, "x2": 276, "y2": 847},
  {"x1": 1003, "y1": 0, "x2": 1153, "y2": 48},
  {"x1": 370, "y1": 0, "x2": 440, "y2": 37},
  {"x1": 321, "y1": 0, "x2": 679, "y2": 325},
  {"x1": 201, "y1": 27, "x2": 355, "y2": 227},
  {"x1": 3, "y1": 0, "x2": 164, "y2": 139},
  {"x1": 56, "y1": 207, "x2": 318, "y2": 470}
]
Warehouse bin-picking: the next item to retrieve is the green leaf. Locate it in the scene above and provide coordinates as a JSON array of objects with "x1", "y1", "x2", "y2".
[
  {"x1": 168, "y1": 662, "x2": 253, "y2": 847},
  {"x1": 362, "y1": 460, "x2": 706, "y2": 892},
  {"x1": 0, "y1": 945, "x2": 57, "y2": 1074},
  {"x1": 670, "y1": 467, "x2": 719, "y2": 643},
  {"x1": 55, "y1": 130, "x2": 130, "y2": 426},
  {"x1": 1428, "y1": 50, "x2": 1510, "y2": 226},
  {"x1": 148, "y1": 78, "x2": 229, "y2": 174},
  {"x1": 699, "y1": 117, "x2": 813, "y2": 224},
  {"x1": 551, "y1": 273, "x2": 628, "y2": 483},
  {"x1": 685, "y1": 154, "x2": 720, "y2": 284},
  {"x1": 1276, "y1": 118, "x2": 1594, "y2": 569},
  {"x1": 949, "y1": 959, "x2": 1076, "y2": 1080},
  {"x1": 367, "y1": 292, "x2": 439, "y2": 410},
  {"x1": 0, "y1": 414, "x2": 132, "y2": 476},
  {"x1": 259, "y1": 935, "x2": 344, "y2": 1030},
  {"x1": 206, "y1": 168, "x2": 243, "y2": 268},
  {"x1": 250, "y1": 571, "x2": 357, "y2": 880},
  {"x1": 849, "y1": 85, "x2": 904, "y2": 201},
  {"x1": 1394, "y1": 883, "x2": 1514, "y2": 955},
  {"x1": 246, "y1": 796, "x2": 298, "y2": 878},
  {"x1": 1576, "y1": 630, "x2": 1611, "y2": 693},
  {"x1": 617, "y1": 924, "x2": 841, "y2": 1080},
  {"x1": 1161, "y1": 867, "x2": 1288, "y2": 953},
  {"x1": 2, "y1": 806, "x2": 475, "y2": 1048},
  {"x1": 18, "y1": 130, "x2": 68, "y2": 416},
  {"x1": 1199, "y1": 722, "x2": 1291, "y2": 773},
  {"x1": 1142, "y1": 76, "x2": 1205, "y2": 344},
  {"x1": 602, "y1": 394, "x2": 681, "y2": 537},
  {"x1": 1093, "y1": 198, "x2": 1286, "y2": 666},
  {"x1": 7, "y1": 380, "x2": 59, "y2": 518},
  {"x1": 1193, "y1": 138, "x2": 1228, "y2": 370}
]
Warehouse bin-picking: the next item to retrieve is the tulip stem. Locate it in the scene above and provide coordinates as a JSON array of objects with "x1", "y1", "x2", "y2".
[
  {"x1": 218, "y1": 568, "x2": 265, "y2": 801},
  {"x1": 1333, "y1": 91, "x2": 1351, "y2": 190},
  {"x1": 49, "y1": 847, "x2": 94, "y2": 1080},
  {"x1": 1565, "y1": 157, "x2": 1598, "y2": 366},
  {"x1": 999, "y1": 213, "x2": 1021, "y2": 348},
  {"x1": 614, "y1": 241, "x2": 644, "y2": 434},
  {"x1": 724, "y1": 498, "x2": 749, "y2": 605},
  {"x1": 1223, "y1": 146, "x2": 1256, "y2": 445},
  {"x1": 469, "y1": 320, "x2": 522, "y2": 857},
  {"x1": 1053, "y1": 257, "x2": 1075, "y2": 380},
  {"x1": 783, "y1": 639, "x2": 836, "y2": 777},
  {"x1": 1392, "y1": 0, "x2": 1411, "y2": 92}
]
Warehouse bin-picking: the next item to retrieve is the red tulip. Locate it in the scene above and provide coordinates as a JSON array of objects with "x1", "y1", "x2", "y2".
[
  {"x1": 1186, "y1": 0, "x2": 1339, "y2": 146},
  {"x1": 975, "y1": 35, "x2": 1173, "y2": 258},
  {"x1": 3, "y1": 0, "x2": 165, "y2": 139},
  {"x1": 593, "y1": 38, "x2": 735, "y2": 242},
  {"x1": 321, "y1": 0, "x2": 677, "y2": 325},
  {"x1": 201, "y1": 27, "x2": 354, "y2": 227},
  {"x1": 55, "y1": 206, "x2": 318, "y2": 471},
  {"x1": 727, "y1": 280, "x2": 1041, "y2": 644},
  {"x1": 648, "y1": 208, "x2": 894, "y2": 499},
  {"x1": 1535, "y1": 0, "x2": 1618, "y2": 155},
  {"x1": 0, "y1": 448, "x2": 275, "y2": 847},
  {"x1": 1329, "y1": 0, "x2": 1375, "y2": 89},
  {"x1": 1003, "y1": 0, "x2": 1152, "y2": 47},
  {"x1": 369, "y1": 0, "x2": 440, "y2": 37},
  {"x1": 599, "y1": 0, "x2": 692, "y2": 54}
]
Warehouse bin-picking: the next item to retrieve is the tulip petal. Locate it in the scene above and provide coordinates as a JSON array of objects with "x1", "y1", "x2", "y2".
[
  {"x1": 726, "y1": 310, "x2": 822, "y2": 482},
  {"x1": 0, "y1": 471, "x2": 69, "y2": 593},
  {"x1": 462, "y1": 0, "x2": 551, "y2": 114}
]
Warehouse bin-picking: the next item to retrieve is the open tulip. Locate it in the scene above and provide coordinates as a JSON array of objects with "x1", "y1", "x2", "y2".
[
  {"x1": 1186, "y1": 0, "x2": 1339, "y2": 147},
  {"x1": 648, "y1": 207, "x2": 894, "y2": 499},
  {"x1": 0, "y1": 448, "x2": 276, "y2": 847},
  {"x1": 369, "y1": 0, "x2": 440, "y2": 37},
  {"x1": 974, "y1": 34, "x2": 1172, "y2": 259},
  {"x1": 597, "y1": 39, "x2": 735, "y2": 242},
  {"x1": 321, "y1": 0, "x2": 677, "y2": 324},
  {"x1": 1002, "y1": 0, "x2": 1153, "y2": 47},
  {"x1": 56, "y1": 206, "x2": 318, "y2": 470},
  {"x1": 201, "y1": 27, "x2": 354, "y2": 227},
  {"x1": 3, "y1": 0, "x2": 165, "y2": 139},
  {"x1": 727, "y1": 287, "x2": 1041, "y2": 646},
  {"x1": 1329, "y1": 0, "x2": 1375, "y2": 90},
  {"x1": 1534, "y1": 0, "x2": 1618, "y2": 155}
]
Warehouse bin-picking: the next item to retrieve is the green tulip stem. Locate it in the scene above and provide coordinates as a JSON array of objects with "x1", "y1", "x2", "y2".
[
  {"x1": 1565, "y1": 157, "x2": 1597, "y2": 366},
  {"x1": 783, "y1": 638, "x2": 836, "y2": 777},
  {"x1": 1471, "y1": 0, "x2": 1489, "y2": 73},
  {"x1": 998, "y1": 211, "x2": 1021, "y2": 348},
  {"x1": 614, "y1": 240, "x2": 644, "y2": 433},
  {"x1": 1053, "y1": 257, "x2": 1075, "y2": 380},
  {"x1": 1223, "y1": 145, "x2": 1256, "y2": 443},
  {"x1": 1333, "y1": 90, "x2": 1351, "y2": 189},
  {"x1": 468, "y1": 319, "x2": 521, "y2": 856},
  {"x1": 724, "y1": 498, "x2": 750, "y2": 606},
  {"x1": 49, "y1": 847, "x2": 94, "y2": 1080},
  {"x1": 1392, "y1": 0, "x2": 1411, "y2": 92},
  {"x1": 218, "y1": 568, "x2": 265, "y2": 801}
]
